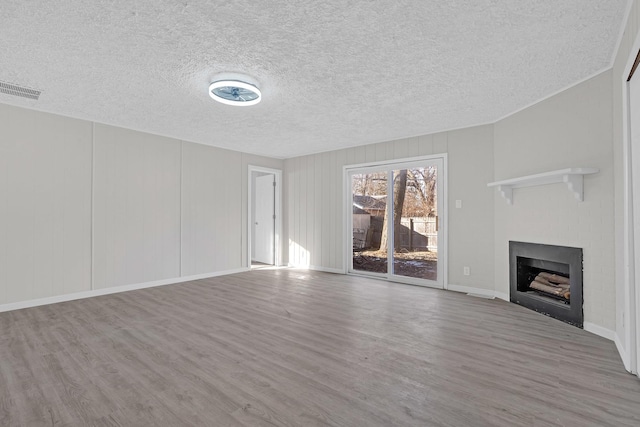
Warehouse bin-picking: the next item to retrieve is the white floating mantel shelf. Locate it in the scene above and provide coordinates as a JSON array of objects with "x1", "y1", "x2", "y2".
[{"x1": 487, "y1": 168, "x2": 599, "y2": 205}]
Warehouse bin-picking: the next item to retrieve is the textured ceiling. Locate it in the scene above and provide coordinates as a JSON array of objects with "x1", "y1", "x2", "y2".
[{"x1": 0, "y1": 1, "x2": 629, "y2": 158}]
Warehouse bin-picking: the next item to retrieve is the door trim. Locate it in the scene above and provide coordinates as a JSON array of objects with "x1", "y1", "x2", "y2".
[
  {"x1": 248, "y1": 166, "x2": 282, "y2": 267},
  {"x1": 621, "y1": 32, "x2": 640, "y2": 375},
  {"x1": 343, "y1": 154, "x2": 448, "y2": 290}
]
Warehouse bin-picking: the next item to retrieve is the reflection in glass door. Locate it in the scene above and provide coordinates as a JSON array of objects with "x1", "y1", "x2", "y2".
[{"x1": 348, "y1": 157, "x2": 444, "y2": 288}]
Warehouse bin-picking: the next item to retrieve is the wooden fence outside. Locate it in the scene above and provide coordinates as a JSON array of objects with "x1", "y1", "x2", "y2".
[
  {"x1": 399, "y1": 217, "x2": 437, "y2": 251},
  {"x1": 353, "y1": 216, "x2": 437, "y2": 251}
]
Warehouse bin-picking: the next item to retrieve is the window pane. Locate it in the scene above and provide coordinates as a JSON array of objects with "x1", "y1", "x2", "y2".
[
  {"x1": 352, "y1": 172, "x2": 388, "y2": 274},
  {"x1": 392, "y1": 166, "x2": 438, "y2": 280}
]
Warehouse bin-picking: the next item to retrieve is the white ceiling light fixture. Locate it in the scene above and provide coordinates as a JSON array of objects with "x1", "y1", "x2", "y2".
[{"x1": 209, "y1": 79, "x2": 261, "y2": 106}]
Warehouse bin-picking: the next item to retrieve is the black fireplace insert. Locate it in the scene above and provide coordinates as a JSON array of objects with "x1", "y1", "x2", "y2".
[{"x1": 509, "y1": 241, "x2": 583, "y2": 327}]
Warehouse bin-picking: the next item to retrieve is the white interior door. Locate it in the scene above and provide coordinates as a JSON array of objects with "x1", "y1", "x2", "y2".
[
  {"x1": 254, "y1": 174, "x2": 275, "y2": 264},
  {"x1": 630, "y1": 71, "x2": 640, "y2": 375}
]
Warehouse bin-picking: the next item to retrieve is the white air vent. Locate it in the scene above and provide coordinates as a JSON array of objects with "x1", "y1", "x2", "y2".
[{"x1": 0, "y1": 81, "x2": 41, "y2": 100}]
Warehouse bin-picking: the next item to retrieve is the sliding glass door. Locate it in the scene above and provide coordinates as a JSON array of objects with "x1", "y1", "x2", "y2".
[{"x1": 348, "y1": 157, "x2": 445, "y2": 288}]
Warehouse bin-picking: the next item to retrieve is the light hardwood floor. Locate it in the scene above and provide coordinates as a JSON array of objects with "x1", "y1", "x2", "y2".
[{"x1": 1, "y1": 269, "x2": 639, "y2": 426}]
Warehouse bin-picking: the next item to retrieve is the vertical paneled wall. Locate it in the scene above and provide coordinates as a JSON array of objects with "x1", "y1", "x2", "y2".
[
  {"x1": 0, "y1": 104, "x2": 92, "y2": 304},
  {"x1": 493, "y1": 71, "x2": 615, "y2": 330},
  {"x1": 283, "y1": 126, "x2": 496, "y2": 291},
  {"x1": 0, "y1": 104, "x2": 282, "y2": 307},
  {"x1": 93, "y1": 125, "x2": 181, "y2": 289},
  {"x1": 181, "y1": 143, "x2": 242, "y2": 275},
  {"x1": 446, "y1": 126, "x2": 495, "y2": 289}
]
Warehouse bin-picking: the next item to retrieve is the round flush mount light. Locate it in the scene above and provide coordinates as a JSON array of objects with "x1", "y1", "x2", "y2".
[{"x1": 208, "y1": 80, "x2": 261, "y2": 106}]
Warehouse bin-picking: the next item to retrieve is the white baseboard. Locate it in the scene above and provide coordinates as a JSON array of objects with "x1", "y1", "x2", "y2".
[
  {"x1": 583, "y1": 322, "x2": 616, "y2": 341},
  {"x1": 179, "y1": 268, "x2": 248, "y2": 281},
  {"x1": 446, "y1": 284, "x2": 509, "y2": 301},
  {"x1": 287, "y1": 263, "x2": 345, "y2": 274},
  {"x1": 447, "y1": 284, "x2": 495, "y2": 299},
  {"x1": 310, "y1": 265, "x2": 345, "y2": 274},
  {"x1": 494, "y1": 292, "x2": 509, "y2": 302},
  {"x1": 446, "y1": 287, "x2": 617, "y2": 343},
  {"x1": 446, "y1": 288, "x2": 617, "y2": 343},
  {"x1": 0, "y1": 267, "x2": 249, "y2": 314},
  {"x1": 614, "y1": 333, "x2": 632, "y2": 372}
]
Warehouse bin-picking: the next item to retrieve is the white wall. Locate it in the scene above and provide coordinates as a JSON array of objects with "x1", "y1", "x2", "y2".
[
  {"x1": 0, "y1": 104, "x2": 282, "y2": 308},
  {"x1": 0, "y1": 104, "x2": 92, "y2": 303},
  {"x1": 447, "y1": 126, "x2": 495, "y2": 290},
  {"x1": 93, "y1": 125, "x2": 181, "y2": 288},
  {"x1": 494, "y1": 71, "x2": 615, "y2": 331},
  {"x1": 182, "y1": 143, "x2": 242, "y2": 275},
  {"x1": 284, "y1": 125, "x2": 496, "y2": 290}
]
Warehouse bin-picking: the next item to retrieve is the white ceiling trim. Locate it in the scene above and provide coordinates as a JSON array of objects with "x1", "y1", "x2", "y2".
[
  {"x1": 609, "y1": 0, "x2": 635, "y2": 69},
  {"x1": 493, "y1": 67, "x2": 611, "y2": 124},
  {"x1": 0, "y1": 67, "x2": 618, "y2": 161}
]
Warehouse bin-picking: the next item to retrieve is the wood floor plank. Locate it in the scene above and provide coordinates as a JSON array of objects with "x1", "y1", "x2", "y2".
[{"x1": 0, "y1": 269, "x2": 639, "y2": 426}]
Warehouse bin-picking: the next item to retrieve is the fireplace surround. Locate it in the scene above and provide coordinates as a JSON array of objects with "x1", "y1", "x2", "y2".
[{"x1": 509, "y1": 241, "x2": 583, "y2": 327}]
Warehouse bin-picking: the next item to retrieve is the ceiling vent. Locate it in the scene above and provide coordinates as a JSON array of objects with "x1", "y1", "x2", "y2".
[{"x1": 0, "y1": 80, "x2": 41, "y2": 100}]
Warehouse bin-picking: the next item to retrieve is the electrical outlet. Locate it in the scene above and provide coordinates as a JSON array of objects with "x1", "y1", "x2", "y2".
[
  {"x1": 455, "y1": 199, "x2": 462, "y2": 209},
  {"x1": 463, "y1": 266, "x2": 470, "y2": 276}
]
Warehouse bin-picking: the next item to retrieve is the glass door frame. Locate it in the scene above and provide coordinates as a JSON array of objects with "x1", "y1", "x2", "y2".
[{"x1": 344, "y1": 154, "x2": 448, "y2": 289}]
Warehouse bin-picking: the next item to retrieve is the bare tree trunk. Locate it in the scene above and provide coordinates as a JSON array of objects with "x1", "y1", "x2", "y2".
[
  {"x1": 393, "y1": 170, "x2": 408, "y2": 250},
  {"x1": 379, "y1": 170, "x2": 407, "y2": 253},
  {"x1": 380, "y1": 206, "x2": 388, "y2": 252}
]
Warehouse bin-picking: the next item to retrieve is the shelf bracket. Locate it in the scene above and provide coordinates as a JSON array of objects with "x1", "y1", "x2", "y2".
[
  {"x1": 497, "y1": 185, "x2": 513, "y2": 205},
  {"x1": 563, "y1": 173, "x2": 584, "y2": 201}
]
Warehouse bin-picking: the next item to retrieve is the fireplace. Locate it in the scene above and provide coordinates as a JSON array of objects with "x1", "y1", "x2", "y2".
[{"x1": 509, "y1": 241, "x2": 583, "y2": 327}]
